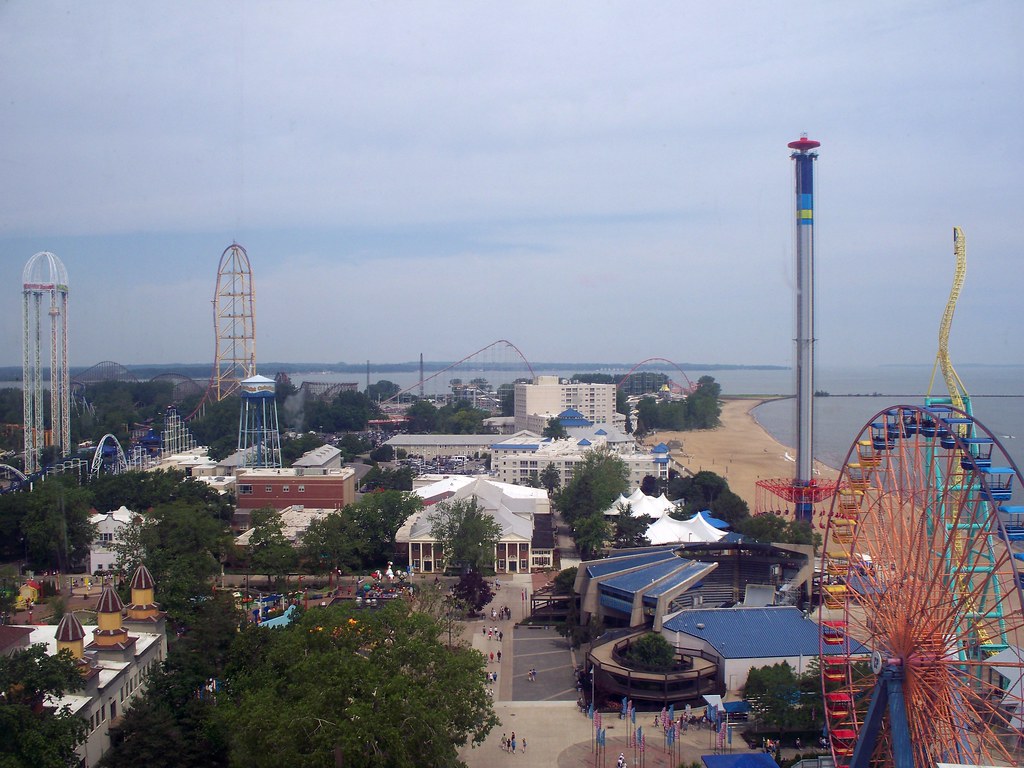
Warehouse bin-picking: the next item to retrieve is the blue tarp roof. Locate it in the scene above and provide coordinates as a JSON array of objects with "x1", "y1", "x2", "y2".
[{"x1": 703, "y1": 754, "x2": 778, "y2": 768}]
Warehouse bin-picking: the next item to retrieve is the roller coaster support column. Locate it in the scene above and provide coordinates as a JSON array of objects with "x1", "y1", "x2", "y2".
[{"x1": 789, "y1": 135, "x2": 820, "y2": 523}]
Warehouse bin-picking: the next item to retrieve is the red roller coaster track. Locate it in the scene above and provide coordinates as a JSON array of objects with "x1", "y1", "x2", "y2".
[{"x1": 618, "y1": 357, "x2": 695, "y2": 393}]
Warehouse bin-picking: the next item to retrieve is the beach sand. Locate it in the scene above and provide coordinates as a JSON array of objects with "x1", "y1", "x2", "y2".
[{"x1": 643, "y1": 398, "x2": 840, "y2": 511}]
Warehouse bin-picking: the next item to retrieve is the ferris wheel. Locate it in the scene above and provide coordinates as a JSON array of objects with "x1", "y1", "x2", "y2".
[{"x1": 819, "y1": 404, "x2": 1024, "y2": 767}]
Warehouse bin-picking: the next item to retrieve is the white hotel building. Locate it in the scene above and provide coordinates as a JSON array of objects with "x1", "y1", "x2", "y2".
[{"x1": 513, "y1": 376, "x2": 624, "y2": 432}]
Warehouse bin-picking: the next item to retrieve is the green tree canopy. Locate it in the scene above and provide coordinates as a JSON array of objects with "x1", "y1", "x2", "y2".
[
  {"x1": 428, "y1": 496, "x2": 502, "y2": 573},
  {"x1": 542, "y1": 417, "x2": 568, "y2": 440},
  {"x1": 743, "y1": 661, "x2": 823, "y2": 738},
  {"x1": 99, "y1": 593, "x2": 242, "y2": 768},
  {"x1": 18, "y1": 476, "x2": 95, "y2": 572},
  {"x1": 299, "y1": 511, "x2": 359, "y2": 575},
  {"x1": 216, "y1": 601, "x2": 498, "y2": 768},
  {"x1": 623, "y1": 633, "x2": 676, "y2": 672},
  {"x1": 540, "y1": 463, "x2": 561, "y2": 495},
  {"x1": 667, "y1": 470, "x2": 749, "y2": 527},
  {"x1": 612, "y1": 505, "x2": 652, "y2": 549},
  {"x1": 451, "y1": 570, "x2": 494, "y2": 615},
  {"x1": 404, "y1": 400, "x2": 438, "y2": 433},
  {"x1": 0, "y1": 645, "x2": 88, "y2": 768},
  {"x1": 348, "y1": 491, "x2": 422, "y2": 569},
  {"x1": 247, "y1": 507, "x2": 298, "y2": 584},
  {"x1": 113, "y1": 501, "x2": 229, "y2": 622},
  {"x1": 554, "y1": 446, "x2": 628, "y2": 526},
  {"x1": 736, "y1": 513, "x2": 821, "y2": 547}
]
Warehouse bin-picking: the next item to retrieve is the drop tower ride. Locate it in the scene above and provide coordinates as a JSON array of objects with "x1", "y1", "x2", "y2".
[{"x1": 790, "y1": 134, "x2": 820, "y2": 523}]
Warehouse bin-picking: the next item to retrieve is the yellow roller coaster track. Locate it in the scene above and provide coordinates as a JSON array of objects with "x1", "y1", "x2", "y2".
[{"x1": 927, "y1": 226, "x2": 970, "y2": 414}]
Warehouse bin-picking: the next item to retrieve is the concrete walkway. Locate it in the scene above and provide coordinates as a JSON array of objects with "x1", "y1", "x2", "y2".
[{"x1": 457, "y1": 573, "x2": 763, "y2": 768}]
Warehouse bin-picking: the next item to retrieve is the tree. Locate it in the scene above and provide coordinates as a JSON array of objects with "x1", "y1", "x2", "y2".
[
  {"x1": 552, "y1": 566, "x2": 577, "y2": 595},
  {"x1": 369, "y1": 443, "x2": 394, "y2": 462},
  {"x1": 744, "y1": 661, "x2": 823, "y2": 739},
  {"x1": 623, "y1": 633, "x2": 676, "y2": 672},
  {"x1": 360, "y1": 466, "x2": 414, "y2": 492},
  {"x1": 216, "y1": 601, "x2": 498, "y2": 768},
  {"x1": 736, "y1": 514, "x2": 821, "y2": 548},
  {"x1": 612, "y1": 506, "x2": 652, "y2": 549},
  {"x1": 365, "y1": 379, "x2": 400, "y2": 402},
  {"x1": 300, "y1": 511, "x2": 359, "y2": 575},
  {"x1": 573, "y1": 509, "x2": 610, "y2": 560},
  {"x1": 540, "y1": 463, "x2": 561, "y2": 495},
  {"x1": 404, "y1": 400, "x2": 438, "y2": 433},
  {"x1": 667, "y1": 470, "x2": 749, "y2": 527},
  {"x1": 19, "y1": 476, "x2": 95, "y2": 572},
  {"x1": 0, "y1": 645, "x2": 88, "y2": 768},
  {"x1": 100, "y1": 593, "x2": 241, "y2": 768},
  {"x1": 247, "y1": 508, "x2": 297, "y2": 585},
  {"x1": 639, "y1": 474, "x2": 660, "y2": 496},
  {"x1": 554, "y1": 446, "x2": 628, "y2": 526},
  {"x1": 429, "y1": 496, "x2": 502, "y2": 573},
  {"x1": 542, "y1": 417, "x2": 567, "y2": 439},
  {"x1": 113, "y1": 501, "x2": 229, "y2": 622},
  {"x1": 347, "y1": 491, "x2": 423, "y2": 569},
  {"x1": 451, "y1": 570, "x2": 494, "y2": 615}
]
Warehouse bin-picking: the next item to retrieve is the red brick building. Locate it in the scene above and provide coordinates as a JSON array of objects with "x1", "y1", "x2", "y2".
[{"x1": 234, "y1": 467, "x2": 356, "y2": 512}]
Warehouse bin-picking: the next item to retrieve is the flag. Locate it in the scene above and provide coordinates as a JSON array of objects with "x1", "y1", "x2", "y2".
[
  {"x1": 631, "y1": 705, "x2": 636, "y2": 725},
  {"x1": 637, "y1": 727, "x2": 643, "y2": 752},
  {"x1": 588, "y1": 702, "x2": 594, "y2": 720},
  {"x1": 600, "y1": 728, "x2": 607, "y2": 747},
  {"x1": 668, "y1": 704, "x2": 675, "y2": 723},
  {"x1": 717, "y1": 718, "x2": 726, "y2": 747},
  {"x1": 595, "y1": 711, "x2": 602, "y2": 730},
  {"x1": 642, "y1": 731, "x2": 647, "y2": 753},
  {"x1": 621, "y1": 696, "x2": 628, "y2": 719}
]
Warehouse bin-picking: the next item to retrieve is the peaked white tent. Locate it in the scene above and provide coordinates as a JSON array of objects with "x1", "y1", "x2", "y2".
[
  {"x1": 605, "y1": 491, "x2": 679, "y2": 520},
  {"x1": 644, "y1": 511, "x2": 728, "y2": 546}
]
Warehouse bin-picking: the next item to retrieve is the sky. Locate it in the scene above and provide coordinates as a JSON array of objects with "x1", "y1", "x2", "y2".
[{"x1": 1, "y1": 1, "x2": 1022, "y2": 371}]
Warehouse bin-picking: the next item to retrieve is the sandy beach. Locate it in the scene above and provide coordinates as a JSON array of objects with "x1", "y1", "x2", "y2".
[{"x1": 644, "y1": 398, "x2": 840, "y2": 512}]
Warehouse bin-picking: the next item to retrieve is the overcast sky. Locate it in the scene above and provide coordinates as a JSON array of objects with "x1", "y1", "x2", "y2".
[{"x1": 1, "y1": 1, "x2": 1022, "y2": 371}]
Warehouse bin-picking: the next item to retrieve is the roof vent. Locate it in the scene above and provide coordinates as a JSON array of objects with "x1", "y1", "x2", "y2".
[{"x1": 696, "y1": 623, "x2": 705, "y2": 630}]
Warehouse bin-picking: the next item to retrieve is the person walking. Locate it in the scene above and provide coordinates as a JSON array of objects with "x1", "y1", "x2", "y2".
[{"x1": 497, "y1": 650, "x2": 502, "y2": 663}]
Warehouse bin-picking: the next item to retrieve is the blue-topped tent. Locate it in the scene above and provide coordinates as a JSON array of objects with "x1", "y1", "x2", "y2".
[{"x1": 694, "y1": 510, "x2": 730, "y2": 530}]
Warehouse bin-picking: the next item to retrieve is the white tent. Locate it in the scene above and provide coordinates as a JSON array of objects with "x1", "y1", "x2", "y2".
[
  {"x1": 644, "y1": 512, "x2": 727, "y2": 545},
  {"x1": 605, "y1": 492, "x2": 679, "y2": 520}
]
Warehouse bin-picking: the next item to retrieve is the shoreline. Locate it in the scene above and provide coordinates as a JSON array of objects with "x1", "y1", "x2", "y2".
[{"x1": 645, "y1": 398, "x2": 841, "y2": 511}]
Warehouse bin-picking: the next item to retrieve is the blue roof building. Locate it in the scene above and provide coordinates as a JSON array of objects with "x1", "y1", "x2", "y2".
[{"x1": 662, "y1": 606, "x2": 868, "y2": 691}]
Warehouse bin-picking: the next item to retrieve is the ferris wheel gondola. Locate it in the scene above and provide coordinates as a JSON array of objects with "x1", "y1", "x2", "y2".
[{"x1": 819, "y1": 405, "x2": 1024, "y2": 767}]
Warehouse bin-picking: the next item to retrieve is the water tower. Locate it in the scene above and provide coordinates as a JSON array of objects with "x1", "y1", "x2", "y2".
[{"x1": 237, "y1": 375, "x2": 282, "y2": 468}]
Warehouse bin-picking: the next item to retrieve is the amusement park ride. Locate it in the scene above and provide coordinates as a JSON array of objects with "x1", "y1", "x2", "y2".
[{"x1": 817, "y1": 228, "x2": 1024, "y2": 767}]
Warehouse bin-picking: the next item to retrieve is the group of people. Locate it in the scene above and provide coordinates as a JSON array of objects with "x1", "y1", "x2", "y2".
[
  {"x1": 499, "y1": 732, "x2": 524, "y2": 753},
  {"x1": 485, "y1": 626, "x2": 504, "y2": 641},
  {"x1": 491, "y1": 605, "x2": 511, "y2": 620},
  {"x1": 526, "y1": 667, "x2": 538, "y2": 682}
]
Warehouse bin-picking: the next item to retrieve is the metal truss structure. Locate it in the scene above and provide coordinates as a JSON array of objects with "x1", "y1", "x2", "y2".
[
  {"x1": 22, "y1": 252, "x2": 70, "y2": 474},
  {"x1": 210, "y1": 243, "x2": 256, "y2": 401}
]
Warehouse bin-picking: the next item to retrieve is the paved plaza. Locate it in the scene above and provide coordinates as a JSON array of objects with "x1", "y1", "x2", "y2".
[{"x1": 458, "y1": 573, "x2": 764, "y2": 768}]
